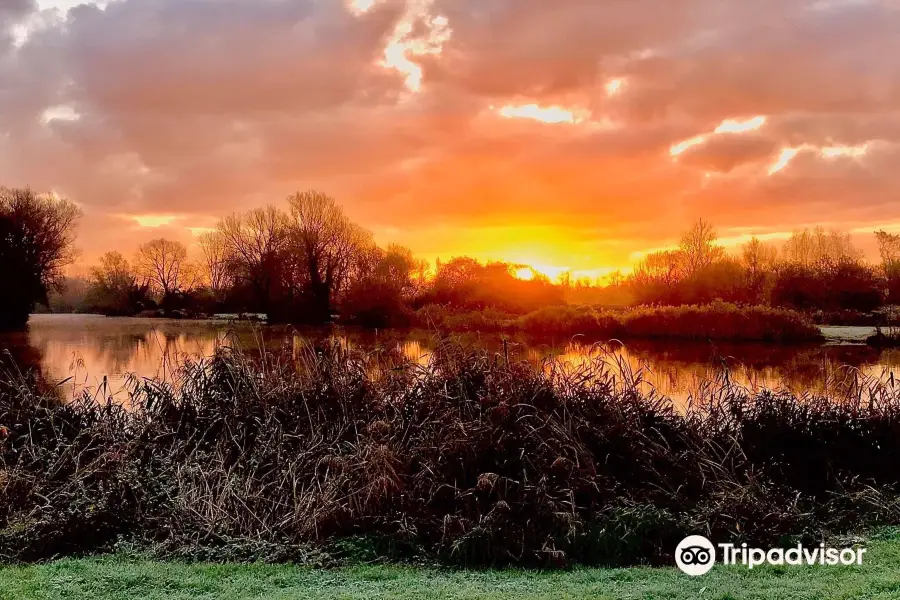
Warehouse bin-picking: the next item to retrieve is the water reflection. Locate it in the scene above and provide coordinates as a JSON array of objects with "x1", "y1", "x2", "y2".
[{"x1": 3, "y1": 314, "x2": 899, "y2": 404}]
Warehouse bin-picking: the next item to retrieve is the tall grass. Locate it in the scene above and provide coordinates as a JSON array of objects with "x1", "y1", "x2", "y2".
[
  {"x1": 418, "y1": 302, "x2": 824, "y2": 342},
  {"x1": 1, "y1": 340, "x2": 896, "y2": 567}
]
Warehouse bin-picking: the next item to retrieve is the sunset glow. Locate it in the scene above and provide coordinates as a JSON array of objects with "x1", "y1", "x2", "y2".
[
  {"x1": 378, "y1": 2, "x2": 451, "y2": 92},
  {"x1": 497, "y1": 104, "x2": 586, "y2": 124},
  {"x1": 605, "y1": 78, "x2": 625, "y2": 96},
  {"x1": 129, "y1": 215, "x2": 180, "y2": 228},
  {"x1": 671, "y1": 116, "x2": 767, "y2": 158},
  {"x1": 714, "y1": 116, "x2": 767, "y2": 134},
  {"x1": 769, "y1": 148, "x2": 801, "y2": 175},
  {"x1": 669, "y1": 135, "x2": 708, "y2": 157},
  {"x1": 514, "y1": 267, "x2": 536, "y2": 281},
  {"x1": 0, "y1": 0, "x2": 896, "y2": 273},
  {"x1": 821, "y1": 143, "x2": 869, "y2": 159},
  {"x1": 348, "y1": 0, "x2": 377, "y2": 13}
]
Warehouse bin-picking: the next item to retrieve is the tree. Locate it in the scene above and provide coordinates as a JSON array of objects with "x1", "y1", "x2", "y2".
[
  {"x1": 197, "y1": 230, "x2": 231, "y2": 301},
  {"x1": 875, "y1": 230, "x2": 900, "y2": 303},
  {"x1": 217, "y1": 206, "x2": 288, "y2": 315},
  {"x1": 0, "y1": 187, "x2": 80, "y2": 329},
  {"x1": 342, "y1": 244, "x2": 418, "y2": 326},
  {"x1": 134, "y1": 238, "x2": 189, "y2": 300},
  {"x1": 679, "y1": 219, "x2": 724, "y2": 276},
  {"x1": 741, "y1": 237, "x2": 778, "y2": 304},
  {"x1": 86, "y1": 251, "x2": 150, "y2": 316},
  {"x1": 782, "y1": 227, "x2": 862, "y2": 268},
  {"x1": 285, "y1": 190, "x2": 374, "y2": 322},
  {"x1": 629, "y1": 250, "x2": 685, "y2": 304}
]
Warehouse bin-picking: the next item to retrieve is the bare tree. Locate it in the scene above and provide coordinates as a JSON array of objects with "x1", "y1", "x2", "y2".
[
  {"x1": 134, "y1": 238, "x2": 189, "y2": 298},
  {"x1": 876, "y1": 230, "x2": 900, "y2": 303},
  {"x1": 197, "y1": 230, "x2": 231, "y2": 300},
  {"x1": 782, "y1": 227, "x2": 862, "y2": 268},
  {"x1": 740, "y1": 237, "x2": 778, "y2": 304},
  {"x1": 285, "y1": 190, "x2": 374, "y2": 321},
  {"x1": 217, "y1": 206, "x2": 287, "y2": 313},
  {"x1": 633, "y1": 250, "x2": 685, "y2": 289},
  {"x1": 0, "y1": 187, "x2": 81, "y2": 329},
  {"x1": 876, "y1": 230, "x2": 900, "y2": 273},
  {"x1": 679, "y1": 219, "x2": 724, "y2": 276},
  {"x1": 741, "y1": 237, "x2": 778, "y2": 278}
]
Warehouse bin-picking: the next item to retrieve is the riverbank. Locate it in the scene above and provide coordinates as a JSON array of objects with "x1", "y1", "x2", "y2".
[{"x1": 3, "y1": 532, "x2": 900, "y2": 600}]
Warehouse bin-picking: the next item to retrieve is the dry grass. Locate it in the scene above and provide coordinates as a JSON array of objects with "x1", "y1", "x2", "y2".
[{"x1": 1, "y1": 339, "x2": 897, "y2": 567}]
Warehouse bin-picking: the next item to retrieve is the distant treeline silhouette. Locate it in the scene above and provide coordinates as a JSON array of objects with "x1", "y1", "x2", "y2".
[
  {"x1": 49, "y1": 189, "x2": 568, "y2": 326},
  {"x1": 6, "y1": 185, "x2": 900, "y2": 331},
  {"x1": 621, "y1": 220, "x2": 900, "y2": 318}
]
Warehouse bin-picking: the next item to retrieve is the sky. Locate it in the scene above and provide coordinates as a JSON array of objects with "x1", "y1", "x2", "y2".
[{"x1": 1, "y1": 0, "x2": 899, "y2": 279}]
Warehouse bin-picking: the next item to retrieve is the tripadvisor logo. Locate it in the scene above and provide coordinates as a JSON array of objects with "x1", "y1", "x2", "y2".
[
  {"x1": 675, "y1": 536, "x2": 867, "y2": 576},
  {"x1": 676, "y1": 535, "x2": 716, "y2": 576}
]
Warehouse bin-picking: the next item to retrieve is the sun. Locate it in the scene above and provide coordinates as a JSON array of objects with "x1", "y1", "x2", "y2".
[{"x1": 514, "y1": 267, "x2": 536, "y2": 281}]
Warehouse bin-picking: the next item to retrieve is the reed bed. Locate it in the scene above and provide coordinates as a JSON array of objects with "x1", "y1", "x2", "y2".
[{"x1": 1, "y1": 340, "x2": 898, "y2": 567}]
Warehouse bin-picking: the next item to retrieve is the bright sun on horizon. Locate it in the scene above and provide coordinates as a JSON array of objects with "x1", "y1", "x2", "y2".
[{"x1": 514, "y1": 267, "x2": 536, "y2": 281}]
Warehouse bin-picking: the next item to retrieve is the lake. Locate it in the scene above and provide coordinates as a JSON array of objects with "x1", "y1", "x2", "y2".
[{"x1": 2, "y1": 314, "x2": 898, "y2": 405}]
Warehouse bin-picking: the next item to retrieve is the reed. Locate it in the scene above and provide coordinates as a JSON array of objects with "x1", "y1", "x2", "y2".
[{"x1": 1, "y1": 339, "x2": 895, "y2": 567}]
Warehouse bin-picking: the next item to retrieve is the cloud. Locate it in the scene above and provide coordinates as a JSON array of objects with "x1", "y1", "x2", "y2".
[{"x1": 0, "y1": 0, "x2": 898, "y2": 270}]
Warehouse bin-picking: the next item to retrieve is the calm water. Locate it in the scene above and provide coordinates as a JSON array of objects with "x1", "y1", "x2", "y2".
[{"x1": 2, "y1": 314, "x2": 898, "y2": 404}]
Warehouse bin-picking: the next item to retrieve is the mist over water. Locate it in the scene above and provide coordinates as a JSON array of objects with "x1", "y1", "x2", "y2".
[{"x1": 4, "y1": 314, "x2": 897, "y2": 405}]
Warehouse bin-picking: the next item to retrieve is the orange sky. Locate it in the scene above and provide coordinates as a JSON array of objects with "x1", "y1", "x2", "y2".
[{"x1": 2, "y1": 0, "x2": 899, "y2": 279}]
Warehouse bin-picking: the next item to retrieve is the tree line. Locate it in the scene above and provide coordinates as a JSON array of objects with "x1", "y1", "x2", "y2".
[
  {"x1": 623, "y1": 220, "x2": 900, "y2": 316},
  {"x1": 55, "y1": 190, "x2": 563, "y2": 325},
  {"x1": 6, "y1": 184, "x2": 900, "y2": 332}
]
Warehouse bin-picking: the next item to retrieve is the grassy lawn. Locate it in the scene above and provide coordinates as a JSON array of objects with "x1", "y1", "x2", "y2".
[{"x1": 3, "y1": 536, "x2": 900, "y2": 600}]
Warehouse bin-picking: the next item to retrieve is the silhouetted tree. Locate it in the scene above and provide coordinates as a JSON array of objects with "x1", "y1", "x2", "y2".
[
  {"x1": 0, "y1": 188, "x2": 80, "y2": 330},
  {"x1": 134, "y1": 238, "x2": 190, "y2": 299},
  {"x1": 782, "y1": 227, "x2": 862, "y2": 268},
  {"x1": 217, "y1": 206, "x2": 288, "y2": 316},
  {"x1": 772, "y1": 258, "x2": 882, "y2": 313},
  {"x1": 630, "y1": 250, "x2": 685, "y2": 304},
  {"x1": 86, "y1": 251, "x2": 152, "y2": 316},
  {"x1": 741, "y1": 237, "x2": 778, "y2": 304},
  {"x1": 285, "y1": 190, "x2": 374, "y2": 322},
  {"x1": 423, "y1": 257, "x2": 563, "y2": 313},
  {"x1": 680, "y1": 219, "x2": 724, "y2": 277},
  {"x1": 875, "y1": 230, "x2": 900, "y2": 304},
  {"x1": 342, "y1": 244, "x2": 418, "y2": 326},
  {"x1": 197, "y1": 230, "x2": 231, "y2": 303}
]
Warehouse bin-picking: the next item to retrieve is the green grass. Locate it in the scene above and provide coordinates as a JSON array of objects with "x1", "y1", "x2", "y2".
[{"x1": 4, "y1": 535, "x2": 900, "y2": 600}]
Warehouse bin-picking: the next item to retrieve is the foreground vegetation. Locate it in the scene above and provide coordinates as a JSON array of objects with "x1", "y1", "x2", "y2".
[
  {"x1": 3, "y1": 532, "x2": 900, "y2": 600},
  {"x1": 3, "y1": 341, "x2": 900, "y2": 568}
]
